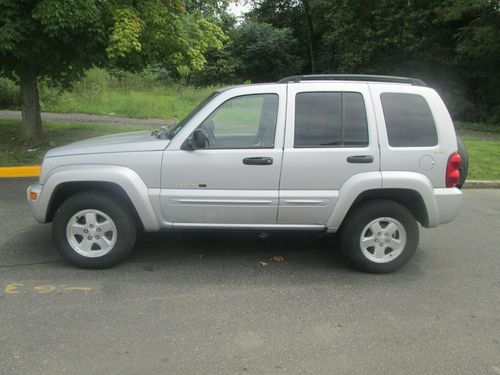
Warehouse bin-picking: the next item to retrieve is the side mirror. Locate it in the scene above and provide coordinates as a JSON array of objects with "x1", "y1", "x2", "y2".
[
  {"x1": 181, "y1": 129, "x2": 208, "y2": 150},
  {"x1": 192, "y1": 129, "x2": 207, "y2": 149}
]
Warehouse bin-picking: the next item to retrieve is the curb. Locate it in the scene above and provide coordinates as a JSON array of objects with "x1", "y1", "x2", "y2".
[
  {"x1": 463, "y1": 180, "x2": 500, "y2": 189},
  {"x1": 0, "y1": 166, "x2": 41, "y2": 178},
  {"x1": 1, "y1": 166, "x2": 499, "y2": 188}
]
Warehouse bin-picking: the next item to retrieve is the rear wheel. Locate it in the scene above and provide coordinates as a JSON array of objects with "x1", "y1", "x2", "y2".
[
  {"x1": 341, "y1": 199, "x2": 419, "y2": 273},
  {"x1": 52, "y1": 191, "x2": 137, "y2": 268}
]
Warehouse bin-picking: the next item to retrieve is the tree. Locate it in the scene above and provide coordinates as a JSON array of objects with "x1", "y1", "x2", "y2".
[
  {"x1": 248, "y1": 0, "x2": 321, "y2": 74},
  {"x1": 0, "y1": 0, "x2": 226, "y2": 146},
  {"x1": 247, "y1": 0, "x2": 500, "y2": 123},
  {"x1": 232, "y1": 21, "x2": 303, "y2": 82},
  {"x1": 440, "y1": 0, "x2": 500, "y2": 122}
]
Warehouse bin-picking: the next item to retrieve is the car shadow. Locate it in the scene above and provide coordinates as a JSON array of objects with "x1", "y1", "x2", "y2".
[{"x1": 130, "y1": 230, "x2": 345, "y2": 269}]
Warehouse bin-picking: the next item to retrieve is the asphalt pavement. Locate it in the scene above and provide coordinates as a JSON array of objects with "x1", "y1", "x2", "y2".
[{"x1": 1, "y1": 178, "x2": 499, "y2": 375}]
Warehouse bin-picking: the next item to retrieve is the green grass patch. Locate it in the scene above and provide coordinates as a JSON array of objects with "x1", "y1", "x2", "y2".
[
  {"x1": 455, "y1": 122, "x2": 500, "y2": 141},
  {"x1": 42, "y1": 85, "x2": 219, "y2": 120},
  {"x1": 463, "y1": 140, "x2": 500, "y2": 180},
  {"x1": 0, "y1": 120, "x2": 147, "y2": 166}
]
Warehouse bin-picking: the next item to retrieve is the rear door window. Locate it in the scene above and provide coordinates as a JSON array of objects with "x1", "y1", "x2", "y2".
[
  {"x1": 381, "y1": 93, "x2": 438, "y2": 147},
  {"x1": 294, "y1": 92, "x2": 368, "y2": 147}
]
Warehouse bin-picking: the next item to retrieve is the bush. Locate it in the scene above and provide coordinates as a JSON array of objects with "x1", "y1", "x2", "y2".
[
  {"x1": 73, "y1": 67, "x2": 110, "y2": 96},
  {"x1": 0, "y1": 77, "x2": 20, "y2": 108},
  {"x1": 107, "y1": 65, "x2": 174, "y2": 90}
]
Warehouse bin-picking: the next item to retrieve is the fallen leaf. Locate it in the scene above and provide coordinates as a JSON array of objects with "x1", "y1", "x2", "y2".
[
  {"x1": 271, "y1": 256, "x2": 284, "y2": 262},
  {"x1": 259, "y1": 261, "x2": 268, "y2": 266}
]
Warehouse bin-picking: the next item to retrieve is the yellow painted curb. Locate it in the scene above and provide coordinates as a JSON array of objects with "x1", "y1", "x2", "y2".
[{"x1": 0, "y1": 165, "x2": 41, "y2": 178}]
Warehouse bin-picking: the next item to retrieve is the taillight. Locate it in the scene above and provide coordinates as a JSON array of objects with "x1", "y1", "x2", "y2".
[{"x1": 446, "y1": 152, "x2": 461, "y2": 188}]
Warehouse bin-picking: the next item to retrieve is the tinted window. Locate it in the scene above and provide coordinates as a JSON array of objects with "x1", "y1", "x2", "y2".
[
  {"x1": 197, "y1": 94, "x2": 278, "y2": 149},
  {"x1": 381, "y1": 93, "x2": 438, "y2": 147},
  {"x1": 294, "y1": 92, "x2": 368, "y2": 147}
]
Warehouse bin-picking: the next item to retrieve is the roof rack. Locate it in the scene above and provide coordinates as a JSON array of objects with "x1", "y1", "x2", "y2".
[{"x1": 278, "y1": 74, "x2": 427, "y2": 86}]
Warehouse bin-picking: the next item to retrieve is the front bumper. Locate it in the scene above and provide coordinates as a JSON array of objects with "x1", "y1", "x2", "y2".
[{"x1": 26, "y1": 183, "x2": 46, "y2": 223}]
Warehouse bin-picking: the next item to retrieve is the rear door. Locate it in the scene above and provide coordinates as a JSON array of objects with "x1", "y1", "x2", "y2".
[{"x1": 278, "y1": 82, "x2": 380, "y2": 225}]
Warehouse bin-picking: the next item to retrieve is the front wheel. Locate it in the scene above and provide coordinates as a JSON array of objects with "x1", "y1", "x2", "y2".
[
  {"x1": 341, "y1": 199, "x2": 419, "y2": 273},
  {"x1": 52, "y1": 191, "x2": 137, "y2": 268}
]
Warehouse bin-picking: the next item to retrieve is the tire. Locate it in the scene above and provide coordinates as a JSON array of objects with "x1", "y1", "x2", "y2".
[
  {"x1": 456, "y1": 136, "x2": 468, "y2": 189},
  {"x1": 52, "y1": 191, "x2": 137, "y2": 269},
  {"x1": 341, "y1": 199, "x2": 419, "y2": 273}
]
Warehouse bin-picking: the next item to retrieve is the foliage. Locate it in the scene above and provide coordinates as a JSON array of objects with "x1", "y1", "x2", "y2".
[
  {"x1": 107, "y1": 8, "x2": 144, "y2": 59},
  {"x1": 0, "y1": 76, "x2": 20, "y2": 107},
  {"x1": 247, "y1": 0, "x2": 500, "y2": 125},
  {"x1": 34, "y1": 68, "x2": 219, "y2": 120},
  {"x1": 231, "y1": 21, "x2": 303, "y2": 82},
  {"x1": 111, "y1": 1, "x2": 227, "y2": 75},
  {"x1": 0, "y1": 0, "x2": 228, "y2": 145}
]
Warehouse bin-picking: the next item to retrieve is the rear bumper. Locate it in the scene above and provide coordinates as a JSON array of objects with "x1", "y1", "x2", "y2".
[
  {"x1": 433, "y1": 188, "x2": 462, "y2": 226},
  {"x1": 26, "y1": 183, "x2": 46, "y2": 223}
]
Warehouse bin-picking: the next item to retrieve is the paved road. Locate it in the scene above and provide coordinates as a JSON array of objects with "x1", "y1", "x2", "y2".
[
  {"x1": 0, "y1": 179, "x2": 499, "y2": 375},
  {"x1": 0, "y1": 110, "x2": 174, "y2": 127}
]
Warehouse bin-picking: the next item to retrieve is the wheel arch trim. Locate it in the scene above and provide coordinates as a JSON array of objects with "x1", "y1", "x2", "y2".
[
  {"x1": 326, "y1": 171, "x2": 383, "y2": 230},
  {"x1": 326, "y1": 171, "x2": 442, "y2": 231},
  {"x1": 37, "y1": 165, "x2": 160, "y2": 231}
]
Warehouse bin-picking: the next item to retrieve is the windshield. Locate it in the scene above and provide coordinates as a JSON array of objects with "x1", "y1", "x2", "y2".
[{"x1": 167, "y1": 91, "x2": 220, "y2": 139}]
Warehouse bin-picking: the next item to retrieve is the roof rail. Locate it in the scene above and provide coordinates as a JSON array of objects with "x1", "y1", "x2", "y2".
[{"x1": 278, "y1": 74, "x2": 427, "y2": 86}]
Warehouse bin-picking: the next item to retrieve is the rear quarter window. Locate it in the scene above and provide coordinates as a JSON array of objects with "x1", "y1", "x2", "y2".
[{"x1": 381, "y1": 93, "x2": 438, "y2": 147}]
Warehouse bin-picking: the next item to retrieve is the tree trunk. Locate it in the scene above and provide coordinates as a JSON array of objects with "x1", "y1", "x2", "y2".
[
  {"x1": 20, "y1": 65, "x2": 43, "y2": 147},
  {"x1": 303, "y1": 0, "x2": 316, "y2": 73}
]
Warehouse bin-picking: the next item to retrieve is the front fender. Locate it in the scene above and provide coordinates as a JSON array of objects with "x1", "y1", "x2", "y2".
[{"x1": 36, "y1": 165, "x2": 160, "y2": 231}]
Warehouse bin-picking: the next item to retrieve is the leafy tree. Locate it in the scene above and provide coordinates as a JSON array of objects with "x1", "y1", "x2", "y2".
[
  {"x1": 0, "y1": 0, "x2": 226, "y2": 146},
  {"x1": 248, "y1": 0, "x2": 321, "y2": 73},
  {"x1": 440, "y1": 0, "x2": 500, "y2": 122},
  {"x1": 232, "y1": 21, "x2": 303, "y2": 82},
  {"x1": 247, "y1": 0, "x2": 500, "y2": 123}
]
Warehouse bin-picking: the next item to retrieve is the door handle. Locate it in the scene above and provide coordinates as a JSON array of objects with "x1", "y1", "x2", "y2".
[
  {"x1": 347, "y1": 155, "x2": 374, "y2": 164},
  {"x1": 243, "y1": 157, "x2": 273, "y2": 165}
]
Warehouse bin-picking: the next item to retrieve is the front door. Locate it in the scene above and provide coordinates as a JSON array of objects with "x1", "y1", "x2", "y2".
[{"x1": 161, "y1": 85, "x2": 286, "y2": 227}]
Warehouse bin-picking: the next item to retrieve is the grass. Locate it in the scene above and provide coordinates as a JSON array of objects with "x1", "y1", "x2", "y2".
[
  {"x1": 454, "y1": 122, "x2": 500, "y2": 141},
  {"x1": 42, "y1": 85, "x2": 219, "y2": 120},
  {"x1": 462, "y1": 140, "x2": 500, "y2": 180},
  {"x1": 0, "y1": 119, "x2": 499, "y2": 180},
  {"x1": 454, "y1": 124, "x2": 500, "y2": 179},
  {"x1": 0, "y1": 120, "x2": 147, "y2": 166}
]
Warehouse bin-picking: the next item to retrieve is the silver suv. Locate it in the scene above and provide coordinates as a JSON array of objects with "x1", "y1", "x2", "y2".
[{"x1": 27, "y1": 75, "x2": 466, "y2": 272}]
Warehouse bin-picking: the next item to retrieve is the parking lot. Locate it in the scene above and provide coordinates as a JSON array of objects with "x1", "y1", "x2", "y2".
[{"x1": 1, "y1": 178, "x2": 499, "y2": 374}]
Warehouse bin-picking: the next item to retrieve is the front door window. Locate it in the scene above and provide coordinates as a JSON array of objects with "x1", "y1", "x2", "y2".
[{"x1": 196, "y1": 94, "x2": 279, "y2": 149}]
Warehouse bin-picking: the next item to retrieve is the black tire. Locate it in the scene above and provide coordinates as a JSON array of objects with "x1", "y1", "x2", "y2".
[
  {"x1": 341, "y1": 199, "x2": 419, "y2": 273},
  {"x1": 456, "y1": 136, "x2": 468, "y2": 189},
  {"x1": 52, "y1": 191, "x2": 137, "y2": 269}
]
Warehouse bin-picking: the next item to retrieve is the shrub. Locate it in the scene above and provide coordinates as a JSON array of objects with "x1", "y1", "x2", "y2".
[
  {"x1": 73, "y1": 67, "x2": 110, "y2": 96},
  {"x1": 0, "y1": 77, "x2": 21, "y2": 108}
]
